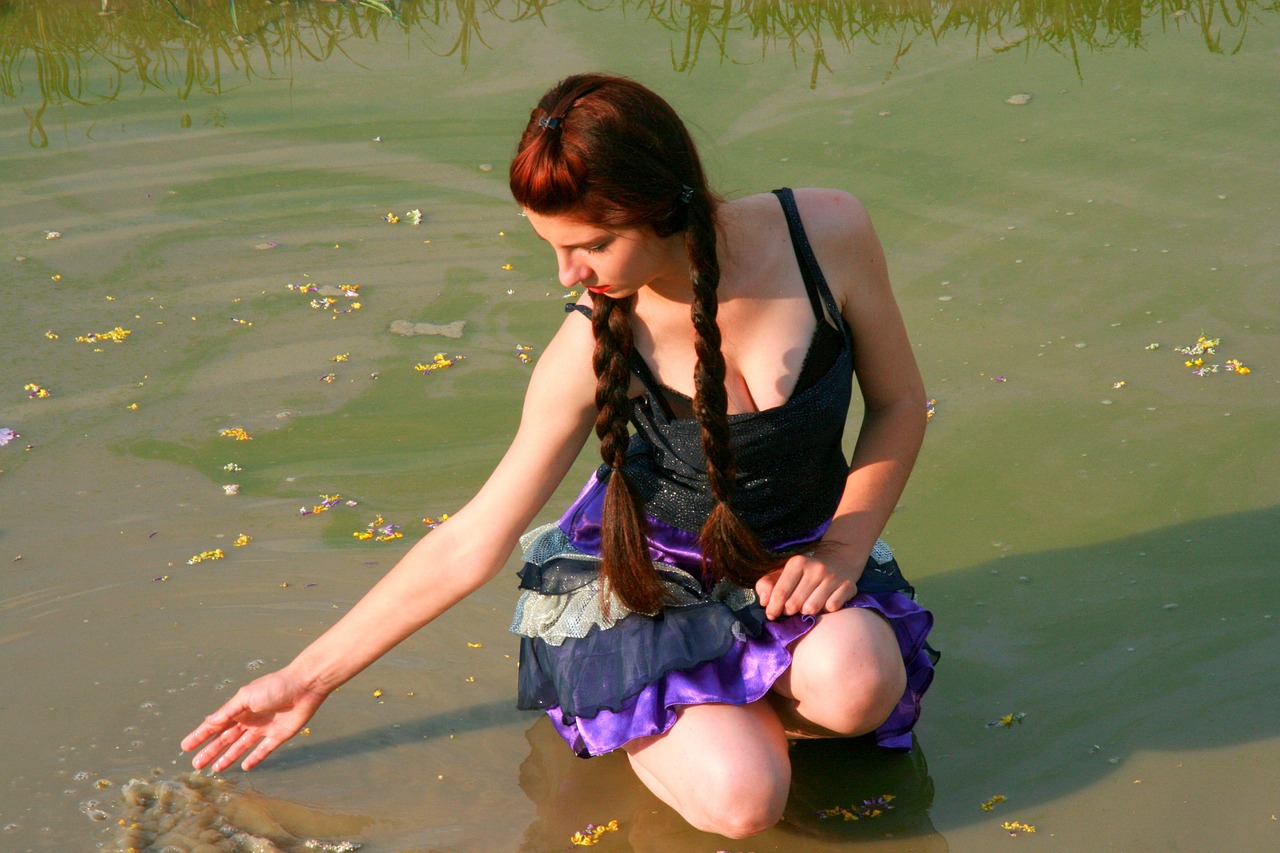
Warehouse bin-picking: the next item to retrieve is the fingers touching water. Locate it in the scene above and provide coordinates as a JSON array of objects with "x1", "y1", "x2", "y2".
[{"x1": 180, "y1": 670, "x2": 327, "y2": 772}]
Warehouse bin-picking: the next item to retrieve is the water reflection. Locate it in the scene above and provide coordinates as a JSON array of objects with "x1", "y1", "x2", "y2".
[
  {"x1": 517, "y1": 716, "x2": 944, "y2": 850},
  {"x1": 4, "y1": 0, "x2": 1278, "y2": 145}
]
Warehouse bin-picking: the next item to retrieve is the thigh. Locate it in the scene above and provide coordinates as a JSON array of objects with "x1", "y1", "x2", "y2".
[
  {"x1": 771, "y1": 605, "x2": 907, "y2": 736},
  {"x1": 623, "y1": 701, "x2": 790, "y2": 838}
]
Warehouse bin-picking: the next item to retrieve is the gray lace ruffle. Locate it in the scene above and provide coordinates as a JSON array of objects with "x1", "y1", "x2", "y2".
[{"x1": 510, "y1": 523, "x2": 758, "y2": 646}]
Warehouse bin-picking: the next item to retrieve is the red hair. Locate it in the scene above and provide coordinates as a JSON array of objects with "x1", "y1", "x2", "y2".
[
  {"x1": 510, "y1": 74, "x2": 698, "y2": 236},
  {"x1": 510, "y1": 75, "x2": 778, "y2": 614}
]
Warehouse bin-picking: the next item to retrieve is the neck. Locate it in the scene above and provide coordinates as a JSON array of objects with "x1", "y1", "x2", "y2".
[{"x1": 638, "y1": 230, "x2": 698, "y2": 306}]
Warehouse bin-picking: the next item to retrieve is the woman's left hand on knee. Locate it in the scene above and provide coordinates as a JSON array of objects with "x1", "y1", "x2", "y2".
[{"x1": 755, "y1": 547, "x2": 862, "y2": 620}]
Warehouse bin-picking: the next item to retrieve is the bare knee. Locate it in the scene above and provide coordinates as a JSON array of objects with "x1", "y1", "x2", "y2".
[
  {"x1": 624, "y1": 702, "x2": 790, "y2": 838},
  {"x1": 683, "y1": 776, "x2": 786, "y2": 838},
  {"x1": 790, "y1": 614, "x2": 908, "y2": 735},
  {"x1": 823, "y1": 658, "x2": 906, "y2": 735}
]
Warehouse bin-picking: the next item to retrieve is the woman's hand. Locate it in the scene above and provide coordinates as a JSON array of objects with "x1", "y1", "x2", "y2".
[
  {"x1": 180, "y1": 668, "x2": 328, "y2": 772},
  {"x1": 755, "y1": 544, "x2": 863, "y2": 621}
]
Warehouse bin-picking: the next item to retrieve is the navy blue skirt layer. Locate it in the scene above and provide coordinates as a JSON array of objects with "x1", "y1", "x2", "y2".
[{"x1": 510, "y1": 475, "x2": 936, "y2": 757}]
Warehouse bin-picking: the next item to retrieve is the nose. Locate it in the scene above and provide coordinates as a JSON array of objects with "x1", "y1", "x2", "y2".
[{"x1": 557, "y1": 253, "x2": 589, "y2": 289}]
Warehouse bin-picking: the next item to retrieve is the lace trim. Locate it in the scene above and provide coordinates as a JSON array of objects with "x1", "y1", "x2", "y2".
[{"x1": 511, "y1": 524, "x2": 758, "y2": 646}]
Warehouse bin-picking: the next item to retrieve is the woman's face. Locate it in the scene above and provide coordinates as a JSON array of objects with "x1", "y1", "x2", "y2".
[{"x1": 523, "y1": 210, "x2": 687, "y2": 300}]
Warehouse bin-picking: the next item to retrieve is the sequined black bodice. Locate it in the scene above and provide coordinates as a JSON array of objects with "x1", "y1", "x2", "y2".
[{"x1": 572, "y1": 188, "x2": 854, "y2": 544}]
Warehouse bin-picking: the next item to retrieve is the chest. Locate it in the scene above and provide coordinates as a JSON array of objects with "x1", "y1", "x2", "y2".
[{"x1": 630, "y1": 284, "x2": 820, "y2": 415}]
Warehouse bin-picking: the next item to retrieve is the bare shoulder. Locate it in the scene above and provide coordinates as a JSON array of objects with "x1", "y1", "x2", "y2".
[
  {"x1": 533, "y1": 298, "x2": 596, "y2": 394},
  {"x1": 785, "y1": 188, "x2": 887, "y2": 308},
  {"x1": 788, "y1": 188, "x2": 875, "y2": 252}
]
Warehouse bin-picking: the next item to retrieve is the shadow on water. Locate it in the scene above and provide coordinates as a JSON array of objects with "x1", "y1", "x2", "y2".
[
  {"x1": 924, "y1": 502, "x2": 1279, "y2": 754},
  {"x1": 197, "y1": 504, "x2": 1276, "y2": 848},
  {"x1": 4, "y1": 0, "x2": 1279, "y2": 145},
  {"x1": 263, "y1": 698, "x2": 524, "y2": 772}
]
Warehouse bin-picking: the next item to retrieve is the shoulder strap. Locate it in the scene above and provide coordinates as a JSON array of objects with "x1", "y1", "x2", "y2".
[
  {"x1": 565, "y1": 302, "x2": 592, "y2": 320},
  {"x1": 771, "y1": 188, "x2": 844, "y2": 331}
]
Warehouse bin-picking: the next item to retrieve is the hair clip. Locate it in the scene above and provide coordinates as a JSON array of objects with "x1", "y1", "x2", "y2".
[
  {"x1": 680, "y1": 185, "x2": 694, "y2": 204},
  {"x1": 538, "y1": 116, "x2": 561, "y2": 130}
]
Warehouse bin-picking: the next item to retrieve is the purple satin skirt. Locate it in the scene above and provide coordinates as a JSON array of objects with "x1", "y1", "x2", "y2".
[{"x1": 511, "y1": 474, "x2": 936, "y2": 758}]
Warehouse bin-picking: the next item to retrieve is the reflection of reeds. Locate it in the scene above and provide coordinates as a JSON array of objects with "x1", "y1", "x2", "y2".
[
  {"x1": 3, "y1": 0, "x2": 1277, "y2": 145},
  {"x1": 643, "y1": 0, "x2": 1280, "y2": 84}
]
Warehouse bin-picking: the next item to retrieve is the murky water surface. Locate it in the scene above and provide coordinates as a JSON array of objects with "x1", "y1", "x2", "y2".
[{"x1": 2, "y1": 1, "x2": 1278, "y2": 850}]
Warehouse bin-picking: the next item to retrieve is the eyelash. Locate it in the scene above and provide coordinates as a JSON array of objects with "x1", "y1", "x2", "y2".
[{"x1": 585, "y1": 242, "x2": 608, "y2": 255}]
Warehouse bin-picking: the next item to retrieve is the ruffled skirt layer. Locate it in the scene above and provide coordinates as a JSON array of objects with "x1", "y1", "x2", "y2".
[{"x1": 510, "y1": 475, "x2": 936, "y2": 758}]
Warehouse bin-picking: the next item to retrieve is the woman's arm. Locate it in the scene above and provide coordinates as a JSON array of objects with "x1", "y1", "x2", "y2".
[
  {"x1": 181, "y1": 310, "x2": 600, "y2": 770},
  {"x1": 757, "y1": 189, "x2": 926, "y2": 620}
]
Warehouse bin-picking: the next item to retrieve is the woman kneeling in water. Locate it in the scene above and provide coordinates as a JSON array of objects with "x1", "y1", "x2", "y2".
[{"x1": 182, "y1": 73, "x2": 936, "y2": 840}]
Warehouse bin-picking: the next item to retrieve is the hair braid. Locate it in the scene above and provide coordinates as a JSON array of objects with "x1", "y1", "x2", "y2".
[
  {"x1": 590, "y1": 293, "x2": 667, "y2": 614},
  {"x1": 510, "y1": 74, "x2": 778, "y2": 605},
  {"x1": 685, "y1": 197, "x2": 780, "y2": 587}
]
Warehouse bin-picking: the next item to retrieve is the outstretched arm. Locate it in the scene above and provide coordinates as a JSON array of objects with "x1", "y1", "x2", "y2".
[
  {"x1": 757, "y1": 189, "x2": 926, "y2": 619},
  {"x1": 181, "y1": 309, "x2": 600, "y2": 771}
]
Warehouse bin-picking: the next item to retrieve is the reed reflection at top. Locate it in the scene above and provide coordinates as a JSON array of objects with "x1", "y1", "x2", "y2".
[{"x1": 2, "y1": 0, "x2": 1277, "y2": 147}]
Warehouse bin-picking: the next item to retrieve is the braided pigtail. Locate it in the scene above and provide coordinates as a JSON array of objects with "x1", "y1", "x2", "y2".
[
  {"x1": 685, "y1": 194, "x2": 780, "y2": 588},
  {"x1": 510, "y1": 75, "x2": 774, "y2": 600},
  {"x1": 591, "y1": 293, "x2": 668, "y2": 614}
]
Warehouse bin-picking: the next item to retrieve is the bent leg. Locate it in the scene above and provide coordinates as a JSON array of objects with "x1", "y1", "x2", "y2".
[
  {"x1": 771, "y1": 606, "x2": 907, "y2": 737},
  {"x1": 623, "y1": 701, "x2": 790, "y2": 839}
]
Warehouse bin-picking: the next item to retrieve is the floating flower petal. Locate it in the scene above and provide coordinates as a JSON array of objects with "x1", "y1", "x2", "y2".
[
  {"x1": 570, "y1": 820, "x2": 619, "y2": 846},
  {"x1": 816, "y1": 794, "x2": 895, "y2": 821},
  {"x1": 1225, "y1": 359, "x2": 1251, "y2": 375},
  {"x1": 75, "y1": 327, "x2": 132, "y2": 344},
  {"x1": 415, "y1": 353, "x2": 466, "y2": 374}
]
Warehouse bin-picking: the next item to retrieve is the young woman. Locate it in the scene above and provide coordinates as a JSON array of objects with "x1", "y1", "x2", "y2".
[{"x1": 182, "y1": 73, "x2": 935, "y2": 840}]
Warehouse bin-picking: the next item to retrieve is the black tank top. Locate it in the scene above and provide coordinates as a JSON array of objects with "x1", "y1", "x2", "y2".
[{"x1": 567, "y1": 188, "x2": 854, "y2": 543}]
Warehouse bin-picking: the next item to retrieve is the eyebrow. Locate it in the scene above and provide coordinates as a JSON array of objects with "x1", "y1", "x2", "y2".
[
  {"x1": 563, "y1": 235, "x2": 612, "y2": 249},
  {"x1": 538, "y1": 232, "x2": 613, "y2": 251}
]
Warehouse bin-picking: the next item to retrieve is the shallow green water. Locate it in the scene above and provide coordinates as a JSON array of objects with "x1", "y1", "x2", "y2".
[{"x1": 2, "y1": 2, "x2": 1278, "y2": 851}]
